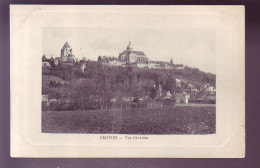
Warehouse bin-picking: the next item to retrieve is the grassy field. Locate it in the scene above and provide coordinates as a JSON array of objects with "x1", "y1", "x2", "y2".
[{"x1": 42, "y1": 106, "x2": 215, "y2": 134}]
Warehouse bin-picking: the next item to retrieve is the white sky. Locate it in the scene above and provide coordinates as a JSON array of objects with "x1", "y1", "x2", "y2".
[{"x1": 43, "y1": 27, "x2": 215, "y2": 74}]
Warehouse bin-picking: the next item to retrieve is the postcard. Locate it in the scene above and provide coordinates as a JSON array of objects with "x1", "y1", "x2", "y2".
[{"x1": 10, "y1": 5, "x2": 245, "y2": 158}]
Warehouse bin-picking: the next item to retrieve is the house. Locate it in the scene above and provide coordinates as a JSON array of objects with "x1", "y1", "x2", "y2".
[
  {"x1": 49, "y1": 98, "x2": 60, "y2": 102},
  {"x1": 175, "y1": 93, "x2": 190, "y2": 104},
  {"x1": 110, "y1": 97, "x2": 117, "y2": 102},
  {"x1": 136, "y1": 62, "x2": 148, "y2": 68},
  {"x1": 166, "y1": 91, "x2": 172, "y2": 97},
  {"x1": 42, "y1": 62, "x2": 51, "y2": 67},
  {"x1": 99, "y1": 56, "x2": 126, "y2": 67},
  {"x1": 165, "y1": 64, "x2": 174, "y2": 69},
  {"x1": 176, "y1": 78, "x2": 181, "y2": 87},
  {"x1": 148, "y1": 61, "x2": 160, "y2": 69},
  {"x1": 206, "y1": 95, "x2": 216, "y2": 104},
  {"x1": 188, "y1": 83, "x2": 193, "y2": 88},
  {"x1": 139, "y1": 96, "x2": 149, "y2": 101},
  {"x1": 41, "y1": 95, "x2": 60, "y2": 106},
  {"x1": 122, "y1": 97, "x2": 134, "y2": 102},
  {"x1": 174, "y1": 64, "x2": 184, "y2": 69},
  {"x1": 206, "y1": 86, "x2": 214, "y2": 92},
  {"x1": 191, "y1": 88, "x2": 198, "y2": 92},
  {"x1": 108, "y1": 60, "x2": 125, "y2": 67},
  {"x1": 104, "y1": 60, "x2": 125, "y2": 67},
  {"x1": 42, "y1": 95, "x2": 49, "y2": 103}
]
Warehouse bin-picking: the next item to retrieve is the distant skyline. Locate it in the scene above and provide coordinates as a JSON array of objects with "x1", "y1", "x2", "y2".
[{"x1": 43, "y1": 27, "x2": 216, "y2": 73}]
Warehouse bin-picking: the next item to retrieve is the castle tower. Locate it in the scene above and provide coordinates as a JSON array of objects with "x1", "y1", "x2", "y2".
[
  {"x1": 59, "y1": 41, "x2": 75, "y2": 62},
  {"x1": 61, "y1": 41, "x2": 73, "y2": 58}
]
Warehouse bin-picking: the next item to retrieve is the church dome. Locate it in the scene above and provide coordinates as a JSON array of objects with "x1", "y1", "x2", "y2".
[{"x1": 127, "y1": 41, "x2": 133, "y2": 50}]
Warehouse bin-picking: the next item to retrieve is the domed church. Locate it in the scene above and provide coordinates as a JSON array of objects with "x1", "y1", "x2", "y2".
[{"x1": 118, "y1": 42, "x2": 148, "y2": 64}]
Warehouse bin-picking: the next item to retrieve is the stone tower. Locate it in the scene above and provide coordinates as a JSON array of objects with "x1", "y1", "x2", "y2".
[
  {"x1": 60, "y1": 41, "x2": 75, "y2": 62},
  {"x1": 61, "y1": 41, "x2": 73, "y2": 58}
]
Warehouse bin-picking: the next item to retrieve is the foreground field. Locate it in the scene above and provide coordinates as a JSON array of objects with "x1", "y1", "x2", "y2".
[{"x1": 42, "y1": 106, "x2": 215, "y2": 134}]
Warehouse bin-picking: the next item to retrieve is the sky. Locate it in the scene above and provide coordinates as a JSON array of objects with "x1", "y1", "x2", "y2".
[{"x1": 43, "y1": 27, "x2": 216, "y2": 73}]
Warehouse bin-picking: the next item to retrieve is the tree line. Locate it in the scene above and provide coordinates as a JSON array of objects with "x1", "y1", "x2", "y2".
[{"x1": 42, "y1": 60, "x2": 215, "y2": 111}]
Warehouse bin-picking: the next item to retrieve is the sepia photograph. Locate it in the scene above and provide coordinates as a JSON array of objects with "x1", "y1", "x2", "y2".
[
  {"x1": 41, "y1": 27, "x2": 216, "y2": 134},
  {"x1": 11, "y1": 5, "x2": 244, "y2": 158}
]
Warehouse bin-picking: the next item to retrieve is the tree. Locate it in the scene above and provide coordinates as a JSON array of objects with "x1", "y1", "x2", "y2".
[
  {"x1": 98, "y1": 56, "x2": 102, "y2": 62},
  {"x1": 164, "y1": 76, "x2": 176, "y2": 93},
  {"x1": 42, "y1": 55, "x2": 48, "y2": 61},
  {"x1": 71, "y1": 78, "x2": 96, "y2": 110},
  {"x1": 150, "y1": 86, "x2": 157, "y2": 99},
  {"x1": 170, "y1": 58, "x2": 173, "y2": 65}
]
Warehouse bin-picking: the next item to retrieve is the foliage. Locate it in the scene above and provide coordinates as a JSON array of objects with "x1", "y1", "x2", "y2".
[
  {"x1": 170, "y1": 58, "x2": 173, "y2": 65},
  {"x1": 164, "y1": 76, "x2": 176, "y2": 93},
  {"x1": 42, "y1": 61, "x2": 215, "y2": 111}
]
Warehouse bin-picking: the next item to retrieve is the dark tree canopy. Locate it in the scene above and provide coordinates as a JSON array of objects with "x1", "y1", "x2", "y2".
[
  {"x1": 164, "y1": 76, "x2": 176, "y2": 93},
  {"x1": 170, "y1": 58, "x2": 173, "y2": 65},
  {"x1": 42, "y1": 60, "x2": 215, "y2": 110}
]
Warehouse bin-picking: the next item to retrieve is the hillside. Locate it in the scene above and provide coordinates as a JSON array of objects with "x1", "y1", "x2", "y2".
[
  {"x1": 42, "y1": 75, "x2": 68, "y2": 88},
  {"x1": 42, "y1": 61, "x2": 215, "y2": 110}
]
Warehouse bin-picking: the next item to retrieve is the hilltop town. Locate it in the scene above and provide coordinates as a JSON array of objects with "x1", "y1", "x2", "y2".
[
  {"x1": 43, "y1": 41, "x2": 185, "y2": 70},
  {"x1": 98, "y1": 42, "x2": 184, "y2": 70},
  {"x1": 42, "y1": 41, "x2": 216, "y2": 111}
]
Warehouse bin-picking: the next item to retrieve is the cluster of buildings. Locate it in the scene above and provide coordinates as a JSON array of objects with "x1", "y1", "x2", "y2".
[
  {"x1": 42, "y1": 41, "x2": 86, "y2": 71},
  {"x1": 99, "y1": 42, "x2": 184, "y2": 69},
  {"x1": 42, "y1": 41, "x2": 74, "y2": 67},
  {"x1": 42, "y1": 41, "x2": 185, "y2": 72},
  {"x1": 42, "y1": 41, "x2": 184, "y2": 70},
  {"x1": 42, "y1": 41, "x2": 216, "y2": 105},
  {"x1": 150, "y1": 78, "x2": 216, "y2": 104},
  {"x1": 181, "y1": 83, "x2": 216, "y2": 104}
]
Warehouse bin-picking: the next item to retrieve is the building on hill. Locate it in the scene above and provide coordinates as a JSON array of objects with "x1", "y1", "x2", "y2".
[
  {"x1": 174, "y1": 64, "x2": 184, "y2": 69},
  {"x1": 147, "y1": 61, "x2": 161, "y2": 69},
  {"x1": 175, "y1": 79, "x2": 182, "y2": 88},
  {"x1": 55, "y1": 41, "x2": 75, "y2": 63},
  {"x1": 136, "y1": 62, "x2": 148, "y2": 68},
  {"x1": 60, "y1": 41, "x2": 74, "y2": 59},
  {"x1": 99, "y1": 56, "x2": 119, "y2": 62},
  {"x1": 42, "y1": 55, "x2": 52, "y2": 67},
  {"x1": 147, "y1": 61, "x2": 171, "y2": 69},
  {"x1": 42, "y1": 61, "x2": 51, "y2": 67},
  {"x1": 99, "y1": 55, "x2": 125, "y2": 67},
  {"x1": 116, "y1": 41, "x2": 185, "y2": 70},
  {"x1": 146, "y1": 61, "x2": 183, "y2": 70},
  {"x1": 118, "y1": 42, "x2": 148, "y2": 64}
]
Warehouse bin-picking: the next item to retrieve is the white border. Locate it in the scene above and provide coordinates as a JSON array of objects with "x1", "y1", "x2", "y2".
[{"x1": 10, "y1": 5, "x2": 245, "y2": 158}]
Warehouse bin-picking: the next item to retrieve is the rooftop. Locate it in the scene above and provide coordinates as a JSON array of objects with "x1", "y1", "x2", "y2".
[{"x1": 63, "y1": 41, "x2": 71, "y2": 48}]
